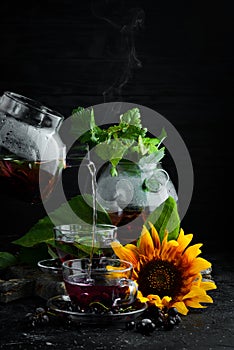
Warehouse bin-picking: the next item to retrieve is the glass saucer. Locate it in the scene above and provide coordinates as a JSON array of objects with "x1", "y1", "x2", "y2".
[
  {"x1": 47, "y1": 295, "x2": 148, "y2": 325},
  {"x1": 37, "y1": 258, "x2": 62, "y2": 275}
]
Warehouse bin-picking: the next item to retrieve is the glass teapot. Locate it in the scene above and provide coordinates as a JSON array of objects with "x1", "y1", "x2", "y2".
[
  {"x1": 0, "y1": 91, "x2": 66, "y2": 203},
  {"x1": 96, "y1": 159, "x2": 178, "y2": 244}
]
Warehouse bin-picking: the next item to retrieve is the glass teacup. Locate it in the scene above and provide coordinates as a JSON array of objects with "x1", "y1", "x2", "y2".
[
  {"x1": 53, "y1": 223, "x2": 118, "y2": 261},
  {"x1": 62, "y1": 257, "x2": 138, "y2": 311}
]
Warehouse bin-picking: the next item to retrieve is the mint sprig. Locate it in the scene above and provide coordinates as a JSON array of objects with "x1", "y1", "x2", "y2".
[{"x1": 71, "y1": 107, "x2": 166, "y2": 175}]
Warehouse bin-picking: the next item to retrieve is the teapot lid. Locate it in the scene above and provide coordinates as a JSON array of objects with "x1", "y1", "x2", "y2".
[{"x1": 0, "y1": 91, "x2": 64, "y2": 130}]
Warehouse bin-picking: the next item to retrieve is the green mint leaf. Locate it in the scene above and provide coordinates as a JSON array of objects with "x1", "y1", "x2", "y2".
[
  {"x1": 142, "y1": 137, "x2": 160, "y2": 146},
  {"x1": 71, "y1": 106, "x2": 107, "y2": 146},
  {"x1": 119, "y1": 125, "x2": 147, "y2": 140},
  {"x1": 138, "y1": 149, "x2": 165, "y2": 168},
  {"x1": 70, "y1": 106, "x2": 167, "y2": 177},
  {"x1": 138, "y1": 135, "x2": 150, "y2": 155},
  {"x1": 72, "y1": 106, "x2": 85, "y2": 114},
  {"x1": 120, "y1": 108, "x2": 143, "y2": 128},
  {"x1": 95, "y1": 139, "x2": 129, "y2": 162},
  {"x1": 71, "y1": 107, "x2": 94, "y2": 139},
  {"x1": 110, "y1": 166, "x2": 118, "y2": 177}
]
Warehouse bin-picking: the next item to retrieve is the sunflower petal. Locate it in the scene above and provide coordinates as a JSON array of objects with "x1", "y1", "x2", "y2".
[
  {"x1": 200, "y1": 281, "x2": 217, "y2": 291},
  {"x1": 118, "y1": 224, "x2": 217, "y2": 316},
  {"x1": 185, "y1": 300, "x2": 207, "y2": 309},
  {"x1": 187, "y1": 293, "x2": 214, "y2": 304},
  {"x1": 184, "y1": 243, "x2": 203, "y2": 261},
  {"x1": 189, "y1": 257, "x2": 212, "y2": 274},
  {"x1": 139, "y1": 226, "x2": 155, "y2": 259},
  {"x1": 172, "y1": 301, "x2": 189, "y2": 315},
  {"x1": 177, "y1": 229, "x2": 193, "y2": 252},
  {"x1": 161, "y1": 296, "x2": 172, "y2": 305},
  {"x1": 148, "y1": 222, "x2": 161, "y2": 249},
  {"x1": 182, "y1": 285, "x2": 213, "y2": 304},
  {"x1": 160, "y1": 230, "x2": 169, "y2": 255},
  {"x1": 137, "y1": 290, "x2": 149, "y2": 303},
  {"x1": 161, "y1": 240, "x2": 179, "y2": 260},
  {"x1": 111, "y1": 241, "x2": 139, "y2": 266}
]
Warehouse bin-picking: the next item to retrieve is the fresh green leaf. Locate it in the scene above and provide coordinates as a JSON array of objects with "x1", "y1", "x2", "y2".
[
  {"x1": 138, "y1": 135, "x2": 150, "y2": 155},
  {"x1": 71, "y1": 106, "x2": 106, "y2": 146},
  {"x1": 144, "y1": 196, "x2": 180, "y2": 242},
  {"x1": 120, "y1": 108, "x2": 143, "y2": 128},
  {"x1": 13, "y1": 216, "x2": 54, "y2": 247},
  {"x1": 0, "y1": 252, "x2": 17, "y2": 269},
  {"x1": 72, "y1": 106, "x2": 85, "y2": 114},
  {"x1": 138, "y1": 149, "x2": 165, "y2": 169},
  {"x1": 70, "y1": 106, "x2": 167, "y2": 177},
  {"x1": 141, "y1": 137, "x2": 160, "y2": 146},
  {"x1": 110, "y1": 166, "x2": 118, "y2": 177},
  {"x1": 95, "y1": 139, "x2": 129, "y2": 162},
  {"x1": 95, "y1": 139, "x2": 135, "y2": 175},
  {"x1": 118, "y1": 125, "x2": 146, "y2": 140},
  {"x1": 71, "y1": 107, "x2": 94, "y2": 139},
  {"x1": 13, "y1": 194, "x2": 111, "y2": 248}
]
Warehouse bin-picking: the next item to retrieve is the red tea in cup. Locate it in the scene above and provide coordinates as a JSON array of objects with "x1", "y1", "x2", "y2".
[{"x1": 62, "y1": 258, "x2": 138, "y2": 311}]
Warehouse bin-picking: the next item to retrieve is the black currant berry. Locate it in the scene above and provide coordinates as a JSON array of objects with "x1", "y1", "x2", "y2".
[
  {"x1": 23, "y1": 306, "x2": 51, "y2": 328},
  {"x1": 168, "y1": 307, "x2": 179, "y2": 317},
  {"x1": 136, "y1": 318, "x2": 156, "y2": 335}
]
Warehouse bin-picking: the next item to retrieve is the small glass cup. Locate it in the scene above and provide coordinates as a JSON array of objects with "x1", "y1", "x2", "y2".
[
  {"x1": 62, "y1": 257, "x2": 138, "y2": 311},
  {"x1": 53, "y1": 223, "x2": 118, "y2": 261}
]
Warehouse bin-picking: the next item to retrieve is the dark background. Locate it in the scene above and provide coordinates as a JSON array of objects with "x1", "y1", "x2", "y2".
[{"x1": 0, "y1": 0, "x2": 233, "y2": 254}]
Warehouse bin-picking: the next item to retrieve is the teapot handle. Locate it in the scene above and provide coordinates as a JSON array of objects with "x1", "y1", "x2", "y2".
[
  {"x1": 155, "y1": 168, "x2": 169, "y2": 186},
  {"x1": 143, "y1": 168, "x2": 170, "y2": 192}
]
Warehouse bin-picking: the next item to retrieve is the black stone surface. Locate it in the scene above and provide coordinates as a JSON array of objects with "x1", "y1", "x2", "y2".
[{"x1": 0, "y1": 253, "x2": 233, "y2": 349}]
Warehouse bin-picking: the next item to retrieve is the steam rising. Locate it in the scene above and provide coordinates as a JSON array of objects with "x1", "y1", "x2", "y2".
[{"x1": 91, "y1": 1, "x2": 145, "y2": 101}]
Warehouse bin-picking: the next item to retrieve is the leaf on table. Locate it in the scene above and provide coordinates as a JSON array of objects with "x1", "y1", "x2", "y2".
[
  {"x1": 13, "y1": 194, "x2": 111, "y2": 248},
  {"x1": 0, "y1": 252, "x2": 17, "y2": 269},
  {"x1": 12, "y1": 216, "x2": 54, "y2": 248}
]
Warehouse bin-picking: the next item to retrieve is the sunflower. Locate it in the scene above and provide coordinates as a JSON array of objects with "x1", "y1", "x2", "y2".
[{"x1": 111, "y1": 223, "x2": 217, "y2": 315}]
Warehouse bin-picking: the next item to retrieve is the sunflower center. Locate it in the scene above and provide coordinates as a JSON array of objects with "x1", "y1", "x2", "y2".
[{"x1": 137, "y1": 259, "x2": 183, "y2": 298}]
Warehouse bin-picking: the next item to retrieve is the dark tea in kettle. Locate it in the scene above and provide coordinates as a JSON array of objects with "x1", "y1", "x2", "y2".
[{"x1": 0, "y1": 92, "x2": 66, "y2": 203}]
